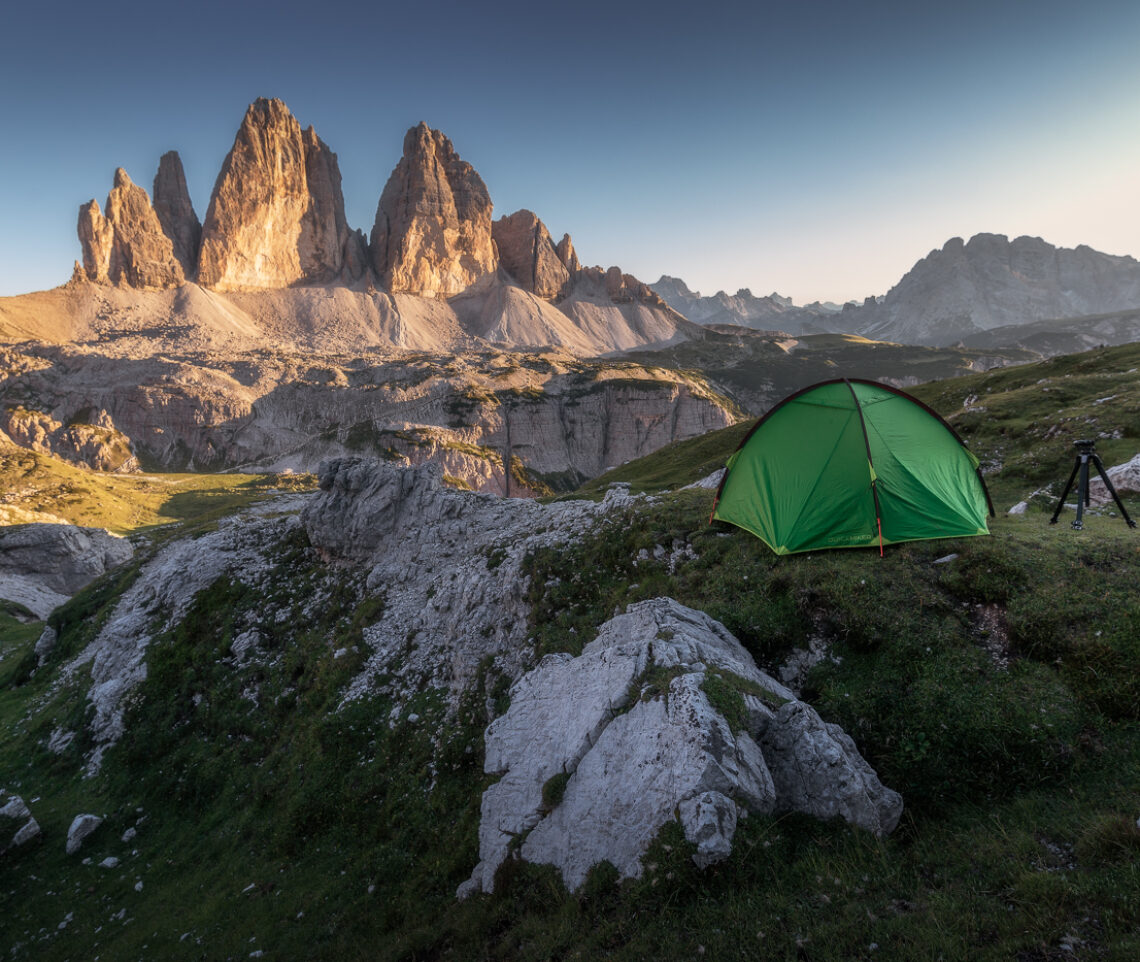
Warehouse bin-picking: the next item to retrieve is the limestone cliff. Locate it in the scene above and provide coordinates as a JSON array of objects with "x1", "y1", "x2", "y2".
[
  {"x1": 0, "y1": 346, "x2": 734, "y2": 492},
  {"x1": 370, "y1": 123, "x2": 498, "y2": 296},
  {"x1": 152, "y1": 151, "x2": 201, "y2": 277},
  {"x1": 77, "y1": 169, "x2": 185, "y2": 289},
  {"x1": 555, "y1": 233, "x2": 580, "y2": 274},
  {"x1": 197, "y1": 98, "x2": 355, "y2": 289},
  {"x1": 492, "y1": 209, "x2": 571, "y2": 298}
]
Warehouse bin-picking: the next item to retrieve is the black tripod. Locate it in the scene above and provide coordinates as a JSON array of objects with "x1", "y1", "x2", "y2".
[{"x1": 1049, "y1": 439, "x2": 1137, "y2": 530}]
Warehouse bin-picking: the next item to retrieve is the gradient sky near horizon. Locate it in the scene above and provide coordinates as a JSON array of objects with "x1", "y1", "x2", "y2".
[{"x1": 2, "y1": 0, "x2": 1138, "y2": 304}]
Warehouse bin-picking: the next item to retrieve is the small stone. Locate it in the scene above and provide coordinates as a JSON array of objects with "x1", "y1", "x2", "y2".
[
  {"x1": 134, "y1": 880, "x2": 143, "y2": 892},
  {"x1": 11, "y1": 818, "x2": 41, "y2": 847},
  {"x1": 0, "y1": 792, "x2": 31, "y2": 821},
  {"x1": 99, "y1": 857, "x2": 120, "y2": 869},
  {"x1": 932, "y1": 553, "x2": 959, "y2": 565},
  {"x1": 34, "y1": 626, "x2": 58, "y2": 665},
  {"x1": 66, "y1": 814, "x2": 104, "y2": 855},
  {"x1": 121, "y1": 827, "x2": 137, "y2": 843}
]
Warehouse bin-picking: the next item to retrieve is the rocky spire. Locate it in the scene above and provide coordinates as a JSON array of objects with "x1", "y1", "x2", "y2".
[
  {"x1": 152, "y1": 151, "x2": 201, "y2": 278},
  {"x1": 76, "y1": 168, "x2": 185, "y2": 288},
  {"x1": 369, "y1": 122, "x2": 498, "y2": 296},
  {"x1": 197, "y1": 98, "x2": 355, "y2": 290},
  {"x1": 492, "y1": 210, "x2": 572, "y2": 299},
  {"x1": 77, "y1": 201, "x2": 114, "y2": 284},
  {"x1": 555, "y1": 233, "x2": 580, "y2": 274}
]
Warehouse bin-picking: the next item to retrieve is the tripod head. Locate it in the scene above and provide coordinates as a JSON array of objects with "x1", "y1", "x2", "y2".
[{"x1": 1074, "y1": 439, "x2": 1096, "y2": 455}]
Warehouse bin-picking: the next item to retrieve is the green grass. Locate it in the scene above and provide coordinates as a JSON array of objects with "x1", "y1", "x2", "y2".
[
  {"x1": 623, "y1": 328, "x2": 1035, "y2": 415},
  {"x1": 910, "y1": 340, "x2": 1140, "y2": 500},
  {"x1": 0, "y1": 442, "x2": 316, "y2": 533}
]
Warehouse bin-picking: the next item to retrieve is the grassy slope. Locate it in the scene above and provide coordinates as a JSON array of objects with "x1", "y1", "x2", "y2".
[
  {"x1": 581, "y1": 340, "x2": 1140, "y2": 509},
  {"x1": 3, "y1": 344, "x2": 1140, "y2": 960},
  {"x1": 622, "y1": 328, "x2": 1035, "y2": 414},
  {"x1": 0, "y1": 442, "x2": 315, "y2": 533}
]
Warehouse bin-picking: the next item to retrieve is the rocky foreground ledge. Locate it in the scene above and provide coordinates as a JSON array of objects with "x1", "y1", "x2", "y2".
[
  {"x1": 41, "y1": 457, "x2": 900, "y2": 888},
  {"x1": 301, "y1": 459, "x2": 902, "y2": 891}
]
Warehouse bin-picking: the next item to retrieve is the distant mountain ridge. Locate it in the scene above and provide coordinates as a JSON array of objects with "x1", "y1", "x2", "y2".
[
  {"x1": 852, "y1": 234, "x2": 1140, "y2": 346},
  {"x1": 655, "y1": 234, "x2": 1140, "y2": 352}
]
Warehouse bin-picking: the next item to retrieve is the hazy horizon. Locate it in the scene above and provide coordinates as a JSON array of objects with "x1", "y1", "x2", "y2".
[{"x1": 2, "y1": 0, "x2": 1138, "y2": 304}]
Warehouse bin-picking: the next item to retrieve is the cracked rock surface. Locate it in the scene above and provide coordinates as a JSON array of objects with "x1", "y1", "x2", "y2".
[{"x1": 460, "y1": 598, "x2": 902, "y2": 895}]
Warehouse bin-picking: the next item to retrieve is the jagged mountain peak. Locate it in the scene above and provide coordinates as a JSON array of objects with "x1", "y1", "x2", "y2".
[
  {"x1": 492, "y1": 209, "x2": 572, "y2": 299},
  {"x1": 49, "y1": 98, "x2": 693, "y2": 355},
  {"x1": 152, "y1": 151, "x2": 201, "y2": 278},
  {"x1": 76, "y1": 167, "x2": 184, "y2": 290},
  {"x1": 196, "y1": 98, "x2": 359, "y2": 291},
  {"x1": 369, "y1": 121, "x2": 497, "y2": 296}
]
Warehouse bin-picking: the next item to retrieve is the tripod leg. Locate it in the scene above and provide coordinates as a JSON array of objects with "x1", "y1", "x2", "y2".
[
  {"x1": 1073, "y1": 456, "x2": 1090, "y2": 529},
  {"x1": 1050, "y1": 459, "x2": 1081, "y2": 524},
  {"x1": 1091, "y1": 454, "x2": 1138, "y2": 528}
]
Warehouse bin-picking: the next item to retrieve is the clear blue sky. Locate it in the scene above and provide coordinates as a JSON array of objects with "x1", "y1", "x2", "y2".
[{"x1": 2, "y1": 0, "x2": 1138, "y2": 303}]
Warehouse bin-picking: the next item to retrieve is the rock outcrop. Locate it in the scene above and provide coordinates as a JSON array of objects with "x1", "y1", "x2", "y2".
[
  {"x1": 63, "y1": 496, "x2": 308, "y2": 774},
  {"x1": 0, "y1": 523, "x2": 134, "y2": 619},
  {"x1": 459, "y1": 598, "x2": 902, "y2": 895},
  {"x1": 0, "y1": 345, "x2": 730, "y2": 488},
  {"x1": 152, "y1": 151, "x2": 201, "y2": 277},
  {"x1": 77, "y1": 169, "x2": 185, "y2": 288},
  {"x1": 370, "y1": 123, "x2": 498, "y2": 296},
  {"x1": 492, "y1": 210, "x2": 572, "y2": 298},
  {"x1": 197, "y1": 98, "x2": 356, "y2": 289},
  {"x1": 0, "y1": 405, "x2": 137, "y2": 473},
  {"x1": 555, "y1": 234, "x2": 580, "y2": 274},
  {"x1": 302, "y1": 460, "x2": 636, "y2": 701}
]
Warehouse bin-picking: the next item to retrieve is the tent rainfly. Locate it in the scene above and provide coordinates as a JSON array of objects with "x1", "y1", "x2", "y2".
[{"x1": 711, "y1": 378, "x2": 994, "y2": 555}]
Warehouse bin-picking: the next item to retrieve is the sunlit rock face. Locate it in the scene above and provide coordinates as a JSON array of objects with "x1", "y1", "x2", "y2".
[
  {"x1": 197, "y1": 98, "x2": 355, "y2": 290},
  {"x1": 77, "y1": 169, "x2": 185, "y2": 289},
  {"x1": 369, "y1": 123, "x2": 498, "y2": 296},
  {"x1": 492, "y1": 209, "x2": 572, "y2": 299},
  {"x1": 152, "y1": 151, "x2": 201, "y2": 278}
]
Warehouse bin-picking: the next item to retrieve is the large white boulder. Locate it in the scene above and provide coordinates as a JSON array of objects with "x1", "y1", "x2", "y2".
[{"x1": 459, "y1": 598, "x2": 902, "y2": 896}]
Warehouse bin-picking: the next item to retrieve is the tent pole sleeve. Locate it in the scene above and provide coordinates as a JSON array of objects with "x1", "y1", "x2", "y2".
[{"x1": 844, "y1": 378, "x2": 885, "y2": 556}]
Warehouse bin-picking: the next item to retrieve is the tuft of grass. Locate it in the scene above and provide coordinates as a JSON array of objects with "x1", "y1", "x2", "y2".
[{"x1": 541, "y1": 771, "x2": 572, "y2": 811}]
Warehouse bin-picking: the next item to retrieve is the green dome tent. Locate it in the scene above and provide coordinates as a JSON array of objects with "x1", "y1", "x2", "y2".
[{"x1": 711, "y1": 379, "x2": 994, "y2": 555}]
